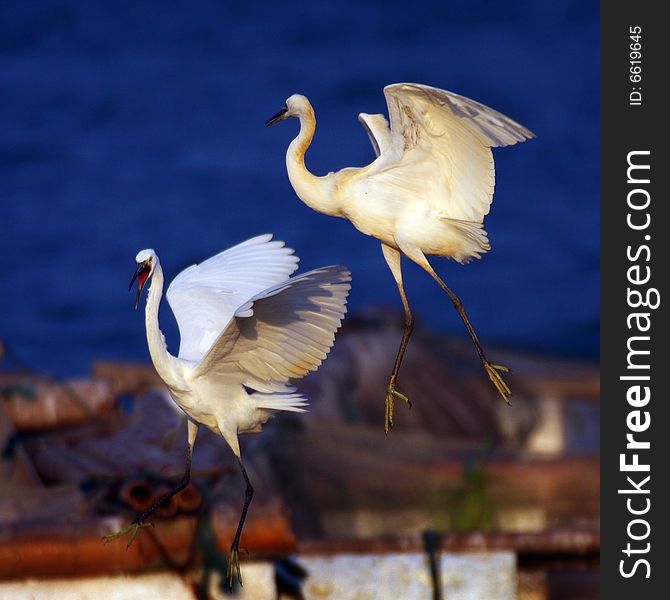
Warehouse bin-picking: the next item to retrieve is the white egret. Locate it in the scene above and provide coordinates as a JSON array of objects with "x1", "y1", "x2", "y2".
[
  {"x1": 105, "y1": 234, "x2": 351, "y2": 586},
  {"x1": 266, "y1": 83, "x2": 534, "y2": 433}
]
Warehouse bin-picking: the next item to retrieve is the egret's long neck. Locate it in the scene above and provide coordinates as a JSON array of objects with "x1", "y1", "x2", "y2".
[
  {"x1": 286, "y1": 107, "x2": 342, "y2": 217},
  {"x1": 144, "y1": 263, "x2": 181, "y2": 388}
]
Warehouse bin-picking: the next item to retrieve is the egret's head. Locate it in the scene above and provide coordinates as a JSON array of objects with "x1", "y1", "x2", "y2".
[
  {"x1": 265, "y1": 94, "x2": 310, "y2": 126},
  {"x1": 130, "y1": 249, "x2": 157, "y2": 309}
]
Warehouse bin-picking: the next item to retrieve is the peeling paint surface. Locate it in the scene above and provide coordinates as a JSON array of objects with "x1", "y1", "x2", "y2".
[
  {"x1": 300, "y1": 552, "x2": 515, "y2": 600},
  {"x1": 0, "y1": 553, "x2": 514, "y2": 599}
]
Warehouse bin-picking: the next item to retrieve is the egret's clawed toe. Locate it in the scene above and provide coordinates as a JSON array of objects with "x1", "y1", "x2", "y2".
[
  {"x1": 384, "y1": 383, "x2": 412, "y2": 434},
  {"x1": 103, "y1": 520, "x2": 154, "y2": 549},
  {"x1": 227, "y1": 546, "x2": 243, "y2": 589},
  {"x1": 484, "y1": 361, "x2": 512, "y2": 403}
]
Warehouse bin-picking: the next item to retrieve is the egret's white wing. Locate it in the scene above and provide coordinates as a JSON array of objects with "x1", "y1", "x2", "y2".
[
  {"x1": 358, "y1": 113, "x2": 397, "y2": 160},
  {"x1": 385, "y1": 83, "x2": 534, "y2": 149},
  {"x1": 364, "y1": 83, "x2": 534, "y2": 223},
  {"x1": 166, "y1": 234, "x2": 300, "y2": 363},
  {"x1": 192, "y1": 266, "x2": 351, "y2": 393}
]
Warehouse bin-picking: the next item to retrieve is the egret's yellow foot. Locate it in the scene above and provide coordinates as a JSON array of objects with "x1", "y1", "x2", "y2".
[
  {"x1": 103, "y1": 521, "x2": 154, "y2": 549},
  {"x1": 484, "y1": 361, "x2": 512, "y2": 403},
  {"x1": 227, "y1": 547, "x2": 243, "y2": 589},
  {"x1": 385, "y1": 383, "x2": 411, "y2": 434}
]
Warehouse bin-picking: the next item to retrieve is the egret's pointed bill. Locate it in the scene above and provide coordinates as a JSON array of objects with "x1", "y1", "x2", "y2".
[
  {"x1": 265, "y1": 105, "x2": 288, "y2": 127},
  {"x1": 130, "y1": 261, "x2": 152, "y2": 309}
]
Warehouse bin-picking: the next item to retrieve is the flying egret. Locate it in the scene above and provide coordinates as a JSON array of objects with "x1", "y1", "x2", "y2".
[
  {"x1": 104, "y1": 234, "x2": 351, "y2": 586},
  {"x1": 266, "y1": 83, "x2": 534, "y2": 433}
]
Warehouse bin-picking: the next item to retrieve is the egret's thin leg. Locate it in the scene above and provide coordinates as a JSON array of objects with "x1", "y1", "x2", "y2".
[
  {"x1": 227, "y1": 458, "x2": 254, "y2": 589},
  {"x1": 104, "y1": 420, "x2": 199, "y2": 548},
  {"x1": 403, "y1": 247, "x2": 512, "y2": 403},
  {"x1": 381, "y1": 244, "x2": 414, "y2": 434}
]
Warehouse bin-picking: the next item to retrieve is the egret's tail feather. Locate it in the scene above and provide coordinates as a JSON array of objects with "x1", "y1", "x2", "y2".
[
  {"x1": 251, "y1": 392, "x2": 308, "y2": 413},
  {"x1": 437, "y1": 216, "x2": 491, "y2": 262}
]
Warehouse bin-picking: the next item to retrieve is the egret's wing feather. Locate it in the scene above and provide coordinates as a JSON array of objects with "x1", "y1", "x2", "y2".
[
  {"x1": 368, "y1": 83, "x2": 534, "y2": 223},
  {"x1": 384, "y1": 83, "x2": 534, "y2": 149},
  {"x1": 193, "y1": 266, "x2": 351, "y2": 393},
  {"x1": 166, "y1": 234, "x2": 300, "y2": 362},
  {"x1": 358, "y1": 113, "x2": 399, "y2": 160}
]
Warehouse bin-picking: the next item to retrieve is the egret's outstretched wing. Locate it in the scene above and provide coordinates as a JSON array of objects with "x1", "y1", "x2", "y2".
[
  {"x1": 358, "y1": 113, "x2": 394, "y2": 160},
  {"x1": 192, "y1": 266, "x2": 351, "y2": 393},
  {"x1": 363, "y1": 83, "x2": 534, "y2": 223},
  {"x1": 385, "y1": 83, "x2": 534, "y2": 150},
  {"x1": 166, "y1": 235, "x2": 300, "y2": 363}
]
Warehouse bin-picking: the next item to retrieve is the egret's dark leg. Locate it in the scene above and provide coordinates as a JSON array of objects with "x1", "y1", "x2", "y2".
[
  {"x1": 410, "y1": 250, "x2": 512, "y2": 403},
  {"x1": 423, "y1": 530, "x2": 444, "y2": 600},
  {"x1": 381, "y1": 244, "x2": 414, "y2": 434},
  {"x1": 132, "y1": 453, "x2": 191, "y2": 522},
  {"x1": 104, "y1": 420, "x2": 199, "y2": 548},
  {"x1": 227, "y1": 457, "x2": 254, "y2": 588}
]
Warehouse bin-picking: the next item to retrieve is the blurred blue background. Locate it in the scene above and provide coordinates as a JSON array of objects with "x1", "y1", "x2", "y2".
[{"x1": 1, "y1": 0, "x2": 598, "y2": 376}]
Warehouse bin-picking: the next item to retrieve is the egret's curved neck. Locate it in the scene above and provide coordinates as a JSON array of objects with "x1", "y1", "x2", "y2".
[
  {"x1": 144, "y1": 263, "x2": 181, "y2": 388},
  {"x1": 286, "y1": 106, "x2": 341, "y2": 217}
]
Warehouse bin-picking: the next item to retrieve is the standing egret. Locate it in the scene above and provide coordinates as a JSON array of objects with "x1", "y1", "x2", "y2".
[
  {"x1": 266, "y1": 83, "x2": 534, "y2": 433},
  {"x1": 104, "y1": 234, "x2": 351, "y2": 586}
]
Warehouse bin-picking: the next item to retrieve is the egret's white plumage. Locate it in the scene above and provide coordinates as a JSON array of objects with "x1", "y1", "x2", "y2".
[
  {"x1": 109, "y1": 234, "x2": 351, "y2": 585},
  {"x1": 166, "y1": 234, "x2": 299, "y2": 363},
  {"x1": 267, "y1": 83, "x2": 534, "y2": 432}
]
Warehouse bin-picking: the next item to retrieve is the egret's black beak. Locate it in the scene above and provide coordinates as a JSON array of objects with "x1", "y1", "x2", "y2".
[
  {"x1": 266, "y1": 105, "x2": 288, "y2": 127},
  {"x1": 130, "y1": 262, "x2": 151, "y2": 309}
]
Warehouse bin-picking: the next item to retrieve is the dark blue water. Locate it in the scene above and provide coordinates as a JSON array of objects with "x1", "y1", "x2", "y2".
[{"x1": 1, "y1": 1, "x2": 599, "y2": 376}]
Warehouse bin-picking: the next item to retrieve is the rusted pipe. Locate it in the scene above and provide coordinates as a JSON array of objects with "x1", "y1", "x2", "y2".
[
  {"x1": 175, "y1": 482, "x2": 202, "y2": 513},
  {"x1": 119, "y1": 479, "x2": 155, "y2": 513},
  {"x1": 0, "y1": 501, "x2": 296, "y2": 578}
]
